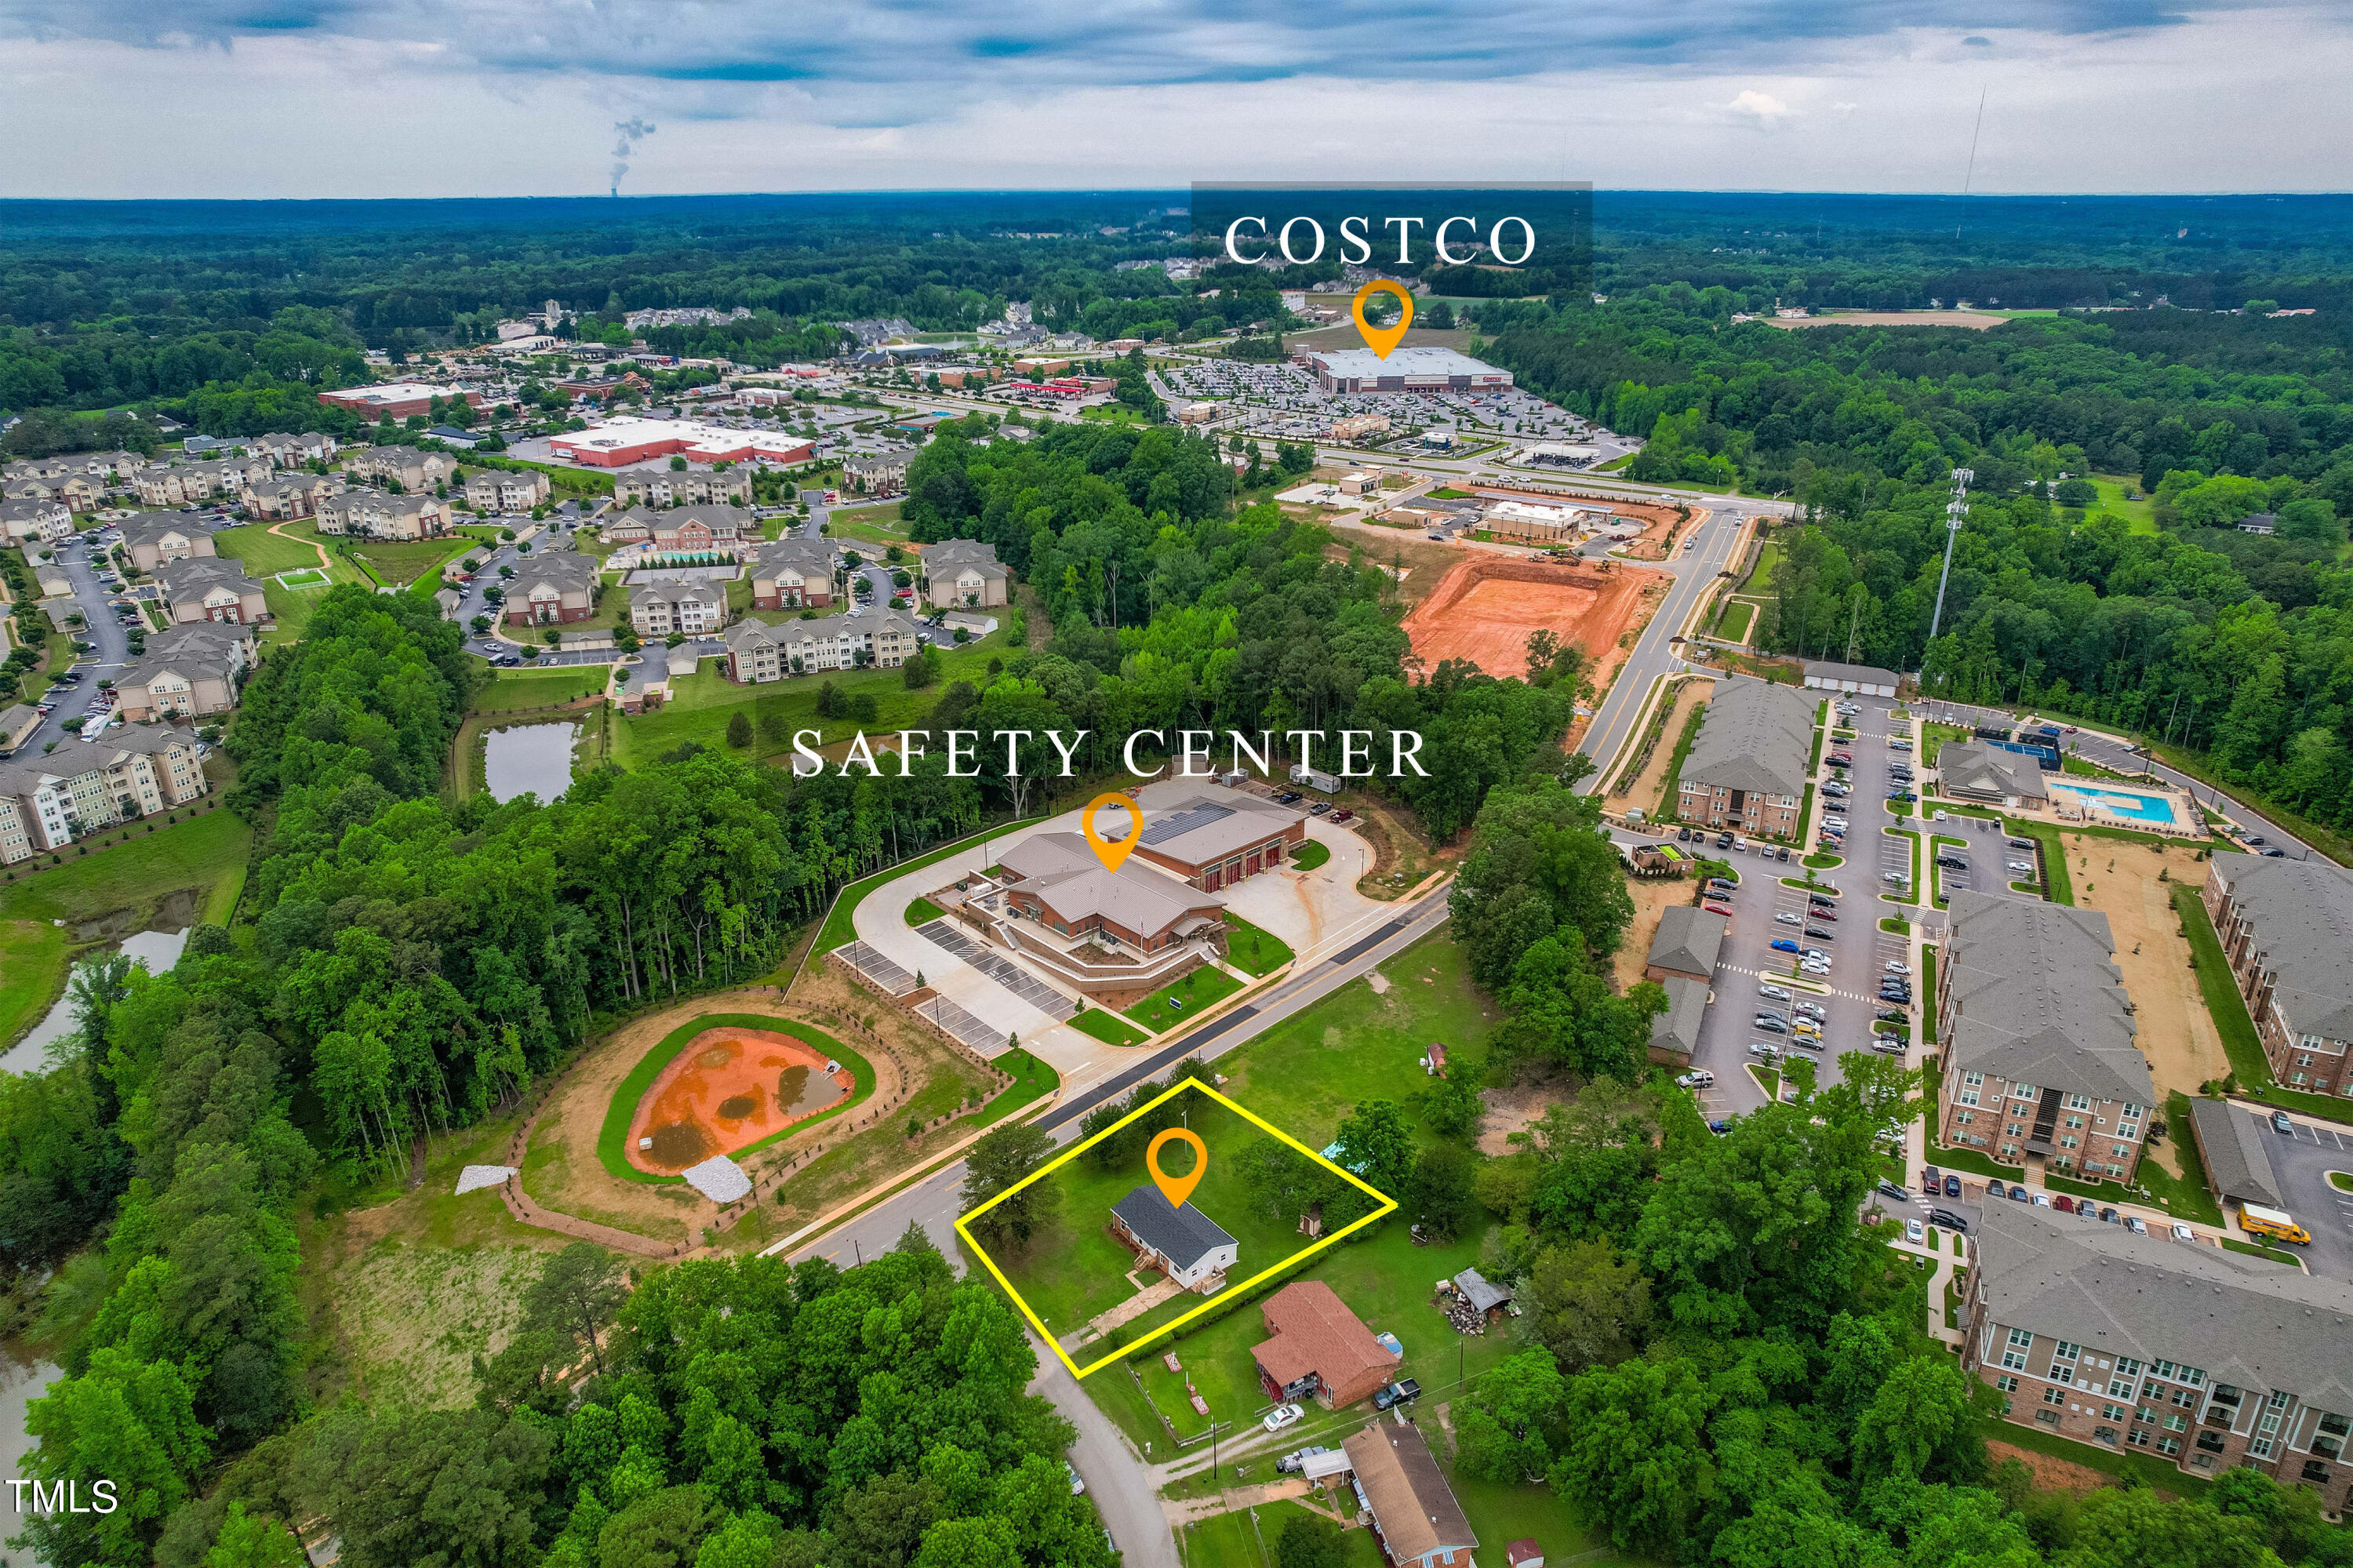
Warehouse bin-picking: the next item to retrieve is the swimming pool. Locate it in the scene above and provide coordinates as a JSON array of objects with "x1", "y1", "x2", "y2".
[{"x1": 2048, "y1": 780, "x2": 2178, "y2": 824}]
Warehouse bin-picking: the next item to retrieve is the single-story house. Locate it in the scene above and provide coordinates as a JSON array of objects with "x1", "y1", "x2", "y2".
[
  {"x1": 1648, "y1": 973, "x2": 1709, "y2": 1065},
  {"x1": 1646, "y1": 906, "x2": 1727, "y2": 984},
  {"x1": 1937, "y1": 740, "x2": 2051, "y2": 809},
  {"x1": 1250, "y1": 1281, "x2": 1401, "y2": 1410},
  {"x1": 1110, "y1": 1186, "x2": 1238, "y2": 1293},
  {"x1": 1343, "y1": 1421, "x2": 1478, "y2": 1568}
]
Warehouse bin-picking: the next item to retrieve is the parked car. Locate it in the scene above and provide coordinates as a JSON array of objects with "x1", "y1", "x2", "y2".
[
  {"x1": 1777, "y1": 846, "x2": 1791, "y2": 861},
  {"x1": 1944, "y1": 1173, "x2": 1962, "y2": 1198},
  {"x1": 2099, "y1": 1207, "x2": 2119, "y2": 1224},
  {"x1": 1263, "y1": 1403, "x2": 1304, "y2": 1432},
  {"x1": 2053, "y1": 1195, "x2": 2075, "y2": 1213},
  {"x1": 1934, "y1": 856, "x2": 1969, "y2": 871},
  {"x1": 1771, "y1": 938, "x2": 1799, "y2": 954},
  {"x1": 1805, "y1": 926, "x2": 1835, "y2": 940},
  {"x1": 1276, "y1": 1446, "x2": 1330, "y2": 1475},
  {"x1": 1802, "y1": 948, "x2": 1829, "y2": 962},
  {"x1": 1875, "y1": 1010, "x2": 1907, "y2": 1024},
  {"x1": 2272, "y1": 1110, "x2": 2296, "y2": 1135},
  {"x1": 1308, "y1": 802, "x2": 1331, "y2": 816},
  {"x1": 1871, "y1": 1038, "x2": 1907, "y2": 1056},
  {"x1": 1876, "y1": 1181, "x2": 1911, "y2": 1202},
  {"x1": 1758, "y1": 982, "x2": 1793, "y2": 1000},
  {"x1": 1677, "y1": 1069, "x2": 1715, "y2": 1089},
  {"x1": 1330, "y1": 809, "x2": 1353, "y2": 823},
  {"x1": 1748, "y1": 1042, "x2": 1780, "y2": 1060},
  {"x1": 1922, "y1": 1166, "x2": 1943, "y2": 1195},
  {"x1": 2170, "y1": 1223, "x2": 2196, "y2": 1242},
  {"x1": 1715, "y1": 831, "x2": 1735, "y2": 849},
  {"x1": 1884, "y1": 960, "x2": 1911, "y2": 975},
  {"x1": 1905, "y1": 1217, "x2": 1926, "y2": 1244},
  {"x1": 1754, "y1": 1016, "x2": 1788, "y2": 1034},
  {"x1": 1703, "y1": 900, "x2": 1734, "y2": 917},
  {"x1": 2126, "y1": 1215, "x2": 2148, "y2": 1234},
  {"x1": 1776, "y1": 911, "x2": 1801, "y2": 925},
  {"x1": 1707, "y1": 877, "x2": 1738, "y2": 893},
  {"x1": 2007, "y1": 860, "x2": 2034, "y2": 875},
  {"x1": 1988, "y1": 1180, "x2": 2007, "y2": 1200},
  {"x1": 2006, "y1": 837, "x2": 2034, "y2": 850},
  {"x1": 1794, "y1": 1001, "x2": 1826, "y2": 1020},
  {"x1": 1373, "y1": 1379, "x2": 1421, "y2": 1410},
  {"x1": 1678, "y1": 827, "x2": 1693, "y2": 842},
  {"x1": 1930, "y1": 1209, "x2": 1970, "y2": 1233}
]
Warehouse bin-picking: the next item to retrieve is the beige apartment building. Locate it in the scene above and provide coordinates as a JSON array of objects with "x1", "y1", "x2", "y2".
[{"x1": 1674, "y1": 678, "x2": 1815, "y2": 841}]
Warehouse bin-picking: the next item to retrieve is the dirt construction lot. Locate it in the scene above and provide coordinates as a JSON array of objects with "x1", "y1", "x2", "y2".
[
  {"x1": 1402, "y1": 555, "x2": 1665, "y2": 682},
  {"x1": 2066, "y1": 835, "x2": 2231, "y2": 1101},
  {"x1": 1612, "y1": 876, "x2": 1695, "y2": 994}
]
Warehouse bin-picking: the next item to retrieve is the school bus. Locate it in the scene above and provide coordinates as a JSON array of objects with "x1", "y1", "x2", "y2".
[{"x1": 2240, "y1": 1202, "x2": 2313, "y2": 1246}]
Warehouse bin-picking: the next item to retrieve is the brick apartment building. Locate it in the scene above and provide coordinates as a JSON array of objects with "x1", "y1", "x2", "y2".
[
  {"x1": 2203, "y1": 853, "x2": 2353, "y2": 1098},
  {"x1": 1675, "y1": 678, "x2": 1815, "y2": 841},
  {"x1": 1935, "y1": 892, "x2": 2155, "y2": 1181},
  {"x1": 1965, "y1": 1202, "x2": 2353, "y2": 1499}
]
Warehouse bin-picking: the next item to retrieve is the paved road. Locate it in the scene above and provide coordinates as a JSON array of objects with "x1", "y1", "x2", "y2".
[
  {"x1": 20, "y1": 519, "x2": 160, "y2": 754},
  {"x1": 766, "y1": 885, "x2": 1454, "y2": 1567},
  {"x1": 1573, "y1": 498, "x2": 1782, "y2": 795}
]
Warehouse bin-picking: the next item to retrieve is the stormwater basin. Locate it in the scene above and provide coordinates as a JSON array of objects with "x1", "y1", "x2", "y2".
[{"x1": 483, "y1": 722, "x2": 580, "y2": 803}]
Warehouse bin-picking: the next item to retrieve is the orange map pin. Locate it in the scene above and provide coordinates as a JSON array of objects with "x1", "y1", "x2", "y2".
[
  {"x1": 1082, "y1": 791, "x2": 1143, "y2": 872},
  {"x1": 1352, "y1": 280, "x2": 1415, "y2": 358},
  {"x1": 1147, "y1": 1127, "x2": 1208, "y2": 1210}
]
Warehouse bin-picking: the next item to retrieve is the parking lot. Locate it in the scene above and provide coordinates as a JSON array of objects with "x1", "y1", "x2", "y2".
[{"x1": 2220, "y1": 1105, "x2": 2353, "y2": 1282}]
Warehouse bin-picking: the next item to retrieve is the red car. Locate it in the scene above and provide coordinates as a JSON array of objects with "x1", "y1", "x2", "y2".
[
  {"x1": 1703, "y1": 900, "x2": 1734, "y2": 917},
  {"x1": 1812, "y1": 908, "x2": 1837, "y2": 921}
]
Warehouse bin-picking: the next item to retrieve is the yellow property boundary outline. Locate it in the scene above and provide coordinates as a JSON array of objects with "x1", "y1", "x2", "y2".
[{"x1": 956, "y1": 1077, "x2": 1398, "y2": 1380}]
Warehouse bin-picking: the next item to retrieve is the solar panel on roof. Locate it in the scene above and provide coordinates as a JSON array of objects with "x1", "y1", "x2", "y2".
[{"x1": 1140, "y1": 802, "x2": 1233, "y2": 846}]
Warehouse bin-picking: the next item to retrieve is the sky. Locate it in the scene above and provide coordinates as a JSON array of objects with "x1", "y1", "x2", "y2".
[{"x1": 0, "y1": 1, "x2": 2348, "y2": 198}]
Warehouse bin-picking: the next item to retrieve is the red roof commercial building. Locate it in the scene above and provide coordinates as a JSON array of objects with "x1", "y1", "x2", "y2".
[
  {"x1": 548, "y1": 417, "x2": 817, "y2": 469},
  {"x1": 318, "y1": 382, "x2": 482, "y2": 420}
]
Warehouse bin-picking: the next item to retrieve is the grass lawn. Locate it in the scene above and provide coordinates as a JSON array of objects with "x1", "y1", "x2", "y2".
[
  {"x1": 1289, "y1": 840, "x2": 1330, "y2": 871},
  {"x1": 0, "y1": 809, "x2": 250, "y2": 1046},
  {"x1": 1716, "y1": 598, "x2": 1755, "y2": 642},
  {"x1": 1176, "y1": 1501, "x2": 1381, "y2": 1568},
  {"x1": 608, "y1": 628, "x2": 1019, "y2": 770},
  {"x1": 1922, "y1": 948, "x2": 1938, "y2": 1044},
  {"x1": 2220, "y1": 1237, "x2": 2304, "y2": 1268},
  {"x1": 2147, "y1": 1093, "x2": 2226, "y2": 1226},
  {"x1": 972, "y1": 1047, "x2": 1060, "y2": 1128},
  {"x1": 1071, "y1": 1008, "x2": 1152, "y2": 1048},
  {"x1": 812, "y1": 819, "x2": 1031, "y2": 958},
  {"x1": 1742, "y1": 538, "x2": 1780, "y2": 594},
  {"x1": 1221, "y1": 913, "x2": 1294, "y2": 977},
  {"x1": 213, "y1": 523, "x2": 335, "y2": 576},
  {"x1": 595, "y1": 1012, "x2": 871, "y2": 1184},
  {"x1": 1657, "y1": 699, "x2": 1710, "y2": 823},
  {"x1": 1922, "y1": 722, "x2": 1973, "y2": 766},
  {"x1": 2006, "y1": 819, "x2": 2074, "y2": 904},
  {"x1": 1448, "y1": 1469, "x2": 1635, "y2": 1568},
  {"x1": 2092, "y1": 475, "x2": 2158, "y2": 534},
  {"x1": 2171, "y1": 886, "x2": 2353, "y2": 1123},
  {"x1": 904, "y1": 896, "x2": 947, "y2": 926},
  {"x1": 471, "y1": 667, "x2": 605, "y2": 715},
  {"x1": 1125, "y1": 964, "x2": 1245, "y2": 1032},
  {"x1": 347, "y1": 533, "x2": 471, "y2": 588}
]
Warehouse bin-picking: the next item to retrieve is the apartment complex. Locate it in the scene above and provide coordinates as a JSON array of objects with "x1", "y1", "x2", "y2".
[
  {"x1": 0, "y1": 728, "x2": 213, "y2": 865},
  {"x1": 1965, "y1": 1202, "x2": 2353, "y2": 1497},
  {"x1": 242, "y1": 472, "x2": 341, "y2": 520},
  {"x1": 248, "y1": 431, "x2": 340, "y2": 467},
  {"x1": 1936, "y1": 891, "x2": 2155, "y2": 1181},
  {"x1": 2203, "y1": 853, "x2": 2353, "y2": 1097},
  {"x1": 746, "y1": 539, "x2": 837, "y2": 609},
  {"x1": 612, "y1": 469, "x2": 749, "y2": 507},
  {"x1": 602, "y1": 504, "x2": 751, "y2": 553},
  {"x1": 344, "y1": 445, "x2": 458, "y2": 493},
  {"x1": 502, "y1": 554, "x2": 598, "y2": 626},
  {"x1": 316, "y1": 491, "x2": 451, "y2": 540},
  {"x1": 843, "y1": 448, "x2": 915, "y2": 494},
  {"x1": 1, "y1": 499, "x2": 76, "y2": 545},
  {"x1": 628, "y1": 578, "x2": 728, "y2": 637},
  {"x1": 134, "y1": 459, "x2": 264, "y2": 508},
  {"x1": 463, "y1": 468, "x2": 553, "y2": 513},
  {"x1": 1675, "y1": 678, "x2": 1816, "y2": 840},
  {"x1": 919, "y1": 539, "x2": 1010, "y2": 609},
  {"x1": 156, "y1": 558, "x2": 268, "y2": 626},
  {"x1": 112, "y1": 623, "x2": 257, "y2": 722}
]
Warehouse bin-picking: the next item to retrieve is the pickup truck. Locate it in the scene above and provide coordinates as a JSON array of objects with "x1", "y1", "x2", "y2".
[{"x1": 1373, "y1": 1378, "x2": 1423, "y2": 1410}]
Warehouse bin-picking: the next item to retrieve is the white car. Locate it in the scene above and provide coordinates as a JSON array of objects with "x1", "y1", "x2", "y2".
[
  {"x1": 1885, "y1": 960, "x2": 1912, "y2": 975},
  {"x1": 1905, "y1": 1217, "x2": 1926, "y2": 1244},
  {"x1": 1795, "y1": 1001, "x2": 1827, "y2": 1020},
  {"x1": 1747, "y1": 1042, "x2": 1780, "y2": 1060},
  {"x1": 1677, "y1": 1069, "x2": 1715, "y2": 1088},
  {"x1": 1775, "y1": 911, "x2": 1800, "y2": 925},
  {"x1": 2170, "y1": 1223, "x2": 2196, "y2": 1242},
  {"x1": 1882, "y1": 871, "x2": 1907, "y2": 884},
  {"x1": 1802, "y1": 948, "x2": 1830, "y2": 962},
  {"x1": 1800, "y1": 960, "x2": 1832, "y2": 976},
  {"x1": 1263, "y1": 1403, "x2": 1304, "y2": 1433},
  {"x1": 2007, "y1": 860, "x2": 2033, "y2": 875},
  {"x1": 1822, "y1": 816, "x2": 1849, "y2": 829},
  {"x1": 1758, "y1": 982, "x2": 1793, "y2": 1000}
]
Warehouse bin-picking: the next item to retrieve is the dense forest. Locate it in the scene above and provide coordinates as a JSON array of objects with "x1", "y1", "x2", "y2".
[{"x1": 1486, "y1": 291, "x2": 2353, "y2": 835}]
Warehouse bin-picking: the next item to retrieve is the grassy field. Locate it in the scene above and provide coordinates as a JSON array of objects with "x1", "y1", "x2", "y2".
[
  {"x1": 594, "y1": 1013, "x2": 871, "y2": 1184},
  {"x1": 2006, "y1": 819, "x2": 2075, "y2": 904},
  {"x1": 1071, "y1": 1008, "x2": 1152, "y2": 1047},
  {"x1": 1742, "y1": 538, "x2": 1781, "y2": 593},
  {"x1": 213, "y1": 523, "x2": 365, "y2": 645},
  {"x1": 0, "y1": 808, "x2": 250, "y2": 1046},
  {"x1": 904, "y1": 896, "x2": 947, "y2": 926},
  {"x1": 810, "y1": 819, "x2": 1031, "y2": 958},
  {"x1": 1921, "y1": 722, "x2": 1973, "y2": 766},
  {"x1": 1979, "y1": 1416, "x2": 2209, "y2": 1499},
  {"x1": 1175, "y1": 1501, "x2": 1383, "y2": 1568},
  {"x1": 2091, "y1": 475, "x2": 2158, "y2": 534},
  {"x1": 469, "y1": 667, "x2": 605, "y2": 715},
  {"x1": 1716, "y1": 598, "x2": 1756, "y2": 642},
  {"x1": 1221, "y1": 913, "x2": 1294, "y2": 977},
  {"x1": 606, "y1": 625, "x2": 1018, "y2": 770},
  {"x1": 1124, "y1": 963, "x2": 1244, "y2": 1031},
  {"x1": 2171, "y1": 886, "x2": 2353, "y2": 1122},
  {"x1": 2147, "y1": 1093, "x2": 2226, "y2": 1226},
  {"x1": 347, "y1": 533, "x2": 471, "y2": 588},
  {"x1": 971, "y1": 1047, "x2": 1060, "y2": 1127}
]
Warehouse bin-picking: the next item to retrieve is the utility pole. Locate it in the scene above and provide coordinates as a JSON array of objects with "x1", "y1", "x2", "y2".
[{"x1": 1926, "y1": 468, "x2": 1974, "y2": 651}]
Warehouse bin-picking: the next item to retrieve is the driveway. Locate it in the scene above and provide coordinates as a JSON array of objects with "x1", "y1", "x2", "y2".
[
  {"x1": 2220, "y1": 1104, "x2": 2353, "y2": 1282},
  {"x1": 1216, "y1": 818, "x2": 1377, "y2": 955},
  {"x1": 17, "y1": 522, "x2": 143, "y2": 754}
]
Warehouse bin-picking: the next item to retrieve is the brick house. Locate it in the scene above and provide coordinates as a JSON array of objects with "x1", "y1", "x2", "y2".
[
  {"x1": 1249, "y1": 1281, "x2": 1402, "y2": 1410},
  {"x1": 502, "y1": 554, "x2": 598, "y2": 626},
  {"x1": 747, "y1": 539, "x2": 836, "y2": 608}
]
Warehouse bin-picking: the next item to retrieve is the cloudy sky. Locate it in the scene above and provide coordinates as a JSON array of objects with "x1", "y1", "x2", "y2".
[{"x1": 1, "y1": 0, "x2": 2347, "y2": 198}]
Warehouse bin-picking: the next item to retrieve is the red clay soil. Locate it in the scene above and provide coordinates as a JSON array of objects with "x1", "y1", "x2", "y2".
[
  {"x1": 1402, "y1": 555, "x2": 1664, "y2": 681},
  {"x1": 1471, "y1": 486, "x2": 1697, "y2": 559},
  {"x1": 626, "y1": 1028, "x2": 853, "y2": 1175}
]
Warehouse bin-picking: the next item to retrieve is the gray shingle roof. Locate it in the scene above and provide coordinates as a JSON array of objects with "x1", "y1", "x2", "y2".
[
  {"x1": 156, "y1": 557, "x2": 260, "y2": 598},
  {"x1": 749, "y1": 538, "x2": 835, "y2": 577},
  {"x1": 924, "y1": 539, "x2": 1008, "y2": 580},
  {"x1": 1111, "y1": 1185, "x2": 1235, "y2": 1271},
  {"x1": 1680, "y1": 678, "x2": 1816, "y2": 799},
  {"x1": 1804, "y1": 660, "x2": 1898, "y2": 688},
  {"x1": 1648, "y1": 906, "x2": 1728, "y2": 979},
  {"x1": 1119, "y1": 795, "x2": 1304, "y2": 868},
  {"x1": 1939, "y1": 740, "x2": 2049, "y2": 802},
  {"x1": 1649, "y1": 974, "x2": 1708, "y2": 1059},
  {"x1": 2210, "y1": 852, "x2": 2353, "y2": 1042},
  {"x1": 1000, "y1": 831, "x2": 1225, "y2": 939},
  {"x1": 2188, "y1": 1099, "x2": 2285, "y2": 1209},
  {"x1": 1974, "y1": 1202, "x2": 2353, "y2": 1412},
  {"x1": 509, "y1": 552, "x2": 597, "y2": 595},
  {"x1": 1942, "y1": 891, "x2": 2152, "y2": 1105}
]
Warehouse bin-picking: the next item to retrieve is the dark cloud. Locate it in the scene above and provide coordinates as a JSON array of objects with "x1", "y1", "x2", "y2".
[{"x1": 0, "y1": 0, "x2": 2221, "y2": 87}]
